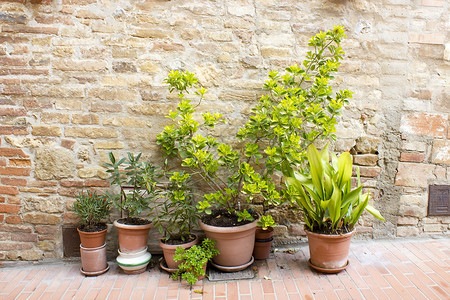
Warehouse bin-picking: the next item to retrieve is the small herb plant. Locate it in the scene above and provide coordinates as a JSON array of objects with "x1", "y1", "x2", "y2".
[
  {"x1": 284, "y1": 144, "x2": 385, "y2": 234},
  {"x1": 153, "y1": 171, "x2": 199, "y2": 243},
  {"x1": 73, "y1": 190, "x2": 110, "y2": 232},
  {"x1": 157, "y1": 26, "x2": 352, "y2": 224},
  {"x1": 171, "y1": 238, "x2": 219, "y2": 285},
  {"x1": 257, "y1": 215, "x2": 277, "y2": 231},
  {"x1": 103, "y1": 152, "x2": 161, "y2": 223}
]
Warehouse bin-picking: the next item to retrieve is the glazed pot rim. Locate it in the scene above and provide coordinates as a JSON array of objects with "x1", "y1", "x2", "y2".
[
  {"x1": 113, "y1": 219, "x2": 153, "y2": 229},
  {"x1": 199, "y1": 219, "x2": 257, "y2": 233},
  {"x1": 305, "y1": 229, "x2": 355, "y2": 238}
]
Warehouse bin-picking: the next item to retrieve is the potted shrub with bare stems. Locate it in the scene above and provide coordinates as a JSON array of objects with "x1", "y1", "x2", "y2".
[
  {"x1": 285, "y1": 144, "x2": 385, "y2": 273},
  {"x1": 153, "y1": 171, "x2": 199, "y2": 272},
  {"x1": 73, "y1": 190, "x2": 111, "y2": 276},
  {"x1": 156, "y1": 26, "x2": 353, "y2": 271},
  {"x1": 104, "y1": 152, "x2": 161, "y2": 274}
]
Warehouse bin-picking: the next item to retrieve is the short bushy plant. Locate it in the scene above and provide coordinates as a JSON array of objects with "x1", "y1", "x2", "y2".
[
  {"x1": 153, "y1": 171, "x2": 198, "y2": 242},
  {"x1": 157, "y1": 26, "x2": 352, "y2": 224},
  {"x1": 73, "y1": 190, "x2": 110, "y2": 231},
  {"x1": 171, "y1": 238, "x2": 219, "y2": 285},
  {"x1": 104, "y1": 152, "x2": 161, "y2": 223},
  {"x1": 285, "y1": 144, "x2": 385, "y2": 234}
]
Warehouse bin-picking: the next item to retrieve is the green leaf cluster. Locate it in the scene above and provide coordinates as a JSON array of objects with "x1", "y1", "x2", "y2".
[
  {"x1": 73, "y1": 190, "x2": 111, "y2": 230},
  {"x1": 103, "y1": 152, "x2": 162, "y2": 221},
  {"x1": 157, "y1": 26, "x2": 352, "y2": 224},
  {"x1": 171, "y1": 238, "x2": 219, "y2": 285},
  {"x1": 284, "y1": 144, "x2": 385, "y2": 233},
  {"x1": 153, "y1": 171, "x2": 199, "y2": 241}
]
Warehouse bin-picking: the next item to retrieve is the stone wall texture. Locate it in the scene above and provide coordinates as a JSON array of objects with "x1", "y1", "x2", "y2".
[{"x1": 0, "y1": 0, "x2": 448, "y2": 260}]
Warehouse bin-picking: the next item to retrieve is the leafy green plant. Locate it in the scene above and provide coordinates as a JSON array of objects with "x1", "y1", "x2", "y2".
[
  {"x1": 284, "y1": 144, "x2": 385, "y2": 234},
  {"x1": 153, "y1": 171, "x2": 199, "y2": 242},
  {"x1": 103, "y1": 152, "x2": 161, "y2": 222},
  {"x1": 256, "y1": 215, "x2": 277, "y2": 231},
  {"x1": 171, "y1": 238, "x2": 219, "y2": 285},
  {"x1": 73, "y1": 190, "x2": 110, "y2": 231},
  {"x1": 157, "y1": 26, "x2": 352, "y2": 225}
]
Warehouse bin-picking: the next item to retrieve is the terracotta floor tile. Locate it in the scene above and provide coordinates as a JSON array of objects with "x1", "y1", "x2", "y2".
[
  {"x1": 294, "y1": 278, "x2": 314, "y2": 299},
  {"x1": 251, "y1": 281, "x2": 264, "y2": 300},
  {"x1": 429, "y1": 285, "x2": 449, "y2": 299},
  {"x1": 238, "y1": 280, "x2": 251, "y2": 295},
  {"x1": 287, "y1": 293, "x2": 302, "y2": 300},
  {"x1": 107, "y1": 289, "x2": 121, "y2": 300},
  {"x1": 240, "y1": 294, "x2": 253, "y2": 300},
  {"x1": 263, "y1": 293, "x2": 276, "y2": 300},
  {"x1": 154, "y1": 286, "x2": 168, "y2": 300},
  {"x1": 226, "y1": 281, "x2": 239, "y2": 300},
  {"x1": 261, "y1": 278, "x2": 275, "y2": 293},
  {"x1": 214, "y1": 282, "x2": 226, "y2": 297},
  {"x1": 131, "y1": 288, "x2": 144, "y2": 300},
  {"x1": 282, "y1": 278, "x2": 298, "y2": 294}
]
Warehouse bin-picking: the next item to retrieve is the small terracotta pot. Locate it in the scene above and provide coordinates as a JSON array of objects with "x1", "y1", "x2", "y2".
[
  {"x1": 159, "y1": 235, "x2": 198, "y2": 269},
  {"x1": 255, "y1": 226, "x2": 274, "y2": 241},
  {"x1": 114, "y1": 219, "x2": 152, "y2": 253},
  {"x1": 77, "y1": 227, "x2": 107, "y2": 248},
  {"x1": 253, "y1": 237, "x2": 273, "y2": 260},
  {"x1": 199, "y1": 219, "x2": 257, "y2": 268},
  {"x1": 306, "y1": 230, "x2": 354, "y2": 273},
  {"x1": 80, "y1": 243, "x2": 108, "y2": 275}
]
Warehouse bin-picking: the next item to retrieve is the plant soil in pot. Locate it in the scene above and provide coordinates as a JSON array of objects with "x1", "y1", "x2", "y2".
[
  {"x1": 306, "y1": 230, "x2": 354, "y2": 273},
  {"x1": 159, "y1": 235, "x2": 198, "y2": 269},
  {"x1": 199, "y1": 211, "x2": 257, "y2": 270},
  {"x1": 114, "y1": 218, "x2": 152, "y2": 253}
]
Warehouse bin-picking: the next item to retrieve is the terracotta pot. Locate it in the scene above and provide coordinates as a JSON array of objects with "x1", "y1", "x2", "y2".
[
  {"x1": 306, "y1": 230, "x2": 354, "y2": 273},
  {"x1": 114, "y1": 219, "x2": 152, "y2": 253},
  {"x1": 77, "y1": 227, "x2": 107, "y2": 248},
  {"x1": 253, "y1": 237, "x2": 273, "y2": 260},
  {"x1": 80, "y1": 243, "x2": 108, "y2": 276},
  {"x1": 159, "y1": 235, "x2": 198, "y2": 269},
  {"x1": 255, "y1": 226, "x2": 274, "y2": 241},
  {"x1": 199, "y1": 219, "x2": 257, "y2": 268}
]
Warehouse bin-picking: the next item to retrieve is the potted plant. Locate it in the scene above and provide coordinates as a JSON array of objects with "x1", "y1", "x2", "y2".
[
  {"x1": 285, "y1": 144, "x2": 385, "y2": 273},
  {"x1": 157, "y1": 26, "x2": 352, "y2": 270},
  {"x1": 104, "y1": 152, "x2": 161, "y2": 274},
  {"x1": 73, "y1": 190, "x2": 111, "y2": 276},
  {"x1": 154, "y1": 171, "x2": 199, "y2": 270},
  {"x1": 253, "y1": 215, "x2": 277, "y2": 260},
  {"x1": 171, "y1": 238, "x2": 219, "y2": 285}
]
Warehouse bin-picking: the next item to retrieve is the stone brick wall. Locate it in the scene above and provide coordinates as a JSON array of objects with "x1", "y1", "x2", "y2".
[{"x1": 0, "y1": 0, "x2": 448, "y2": 260}]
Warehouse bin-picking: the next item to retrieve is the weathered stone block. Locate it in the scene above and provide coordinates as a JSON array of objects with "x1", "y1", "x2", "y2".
[
  {"x1": 400, "y1": 113, "x2": 447, "y2": 138},
  {"x1": 353, "y1": 154, "x2": 378, "y2": 166},
  {"x1": 94, "y1": 141, "x2": 124, "y2": 150},
  {"x1": 34, "y1": 147, "x2": 75, "y2": 180},
  {"x1": 32, "y1": 125, "x2": 61, "y2": 137},
  {"x1": 23, "y1": 196, "x2": 64, "y2": 213},
  {"x1": 395, "y1": 163, "x2": 436, "y2": 188},
  {"x1": 23, "y1": 213, "x2": 60, "y2": 225},
  {"x1": 355, "y1": 136, "x2": 380, "y2": 154},
  {"x1": 400, "y1": 152, "x2": 425, "y2": 163},
  {"x1": 431, "y1": 140, "x2": 450, "y2": 164},
  {"x1": 397, "y1": 226, "x2": 420, "y2": 237},
  {"x1": 64, "y1": 127, "x2": 118, "y2": 139}
]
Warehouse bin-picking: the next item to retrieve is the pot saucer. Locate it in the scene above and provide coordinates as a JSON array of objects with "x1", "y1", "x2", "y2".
[
  {"x1": 308, "y1": 259, "x2": 349, "y2": 274},
  {"x1": 159, "y1": 259, "x2": 178, "y2": 273},
  {"x1": 210, "y1": 256, "x2": 254, "y2": 272},
  {"x1": 80, "y1": 263, "x2": 109, "y2": 276}
]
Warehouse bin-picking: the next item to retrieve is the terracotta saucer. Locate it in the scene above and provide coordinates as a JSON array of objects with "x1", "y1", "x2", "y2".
[
  {"x1": 210, "y1": 256, "x2": 254, "y2": 272},
  {"x1": 80, "y1": 263, "x2": 109, "y2": 276},
  {"x1": 159, "y1": 259, "x2": 178, "y2": 273},
  {"x1": 308, "y1": 259, "x2": 349, "y2": 274}
]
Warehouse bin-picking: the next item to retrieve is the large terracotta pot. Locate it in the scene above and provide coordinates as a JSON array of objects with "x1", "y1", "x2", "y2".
[
  {"x1": 199, "y1": 219, "x2": 257, "y2": 268},
  {"x1": 77, "y1": 227, "x2": 107, "y2": 248},
  {"x1": 113, "y1": 219, "x2": 152, "y2": 253},
  {"x1": 306, "y1": 230, "x2": 354, "y2": 273},
  {"x1": 80, "y1": 243, "x2": 109, "y2": 276},
  {"x1": 159, "y1": 235, "x2": 198, "y2": 269}
]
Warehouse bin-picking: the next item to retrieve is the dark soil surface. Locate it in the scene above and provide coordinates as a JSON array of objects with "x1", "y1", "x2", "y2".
[
  {"x1": 78, "y1": 223, "x2": 107, "y2": 233},
  {"x1": 161, "y1": 234, "x2": 197, "y2": 245},
  {"x1": 117, "y1": 217, "x2": 151, "y2": 225},
  {"x1": 201, "y1": 209, "x2": 258, "y2": 227}
]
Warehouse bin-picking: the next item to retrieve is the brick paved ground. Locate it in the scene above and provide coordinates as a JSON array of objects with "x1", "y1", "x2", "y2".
[{"x1": 0, "y1": 238, "x2": 449, "y2": 300}]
